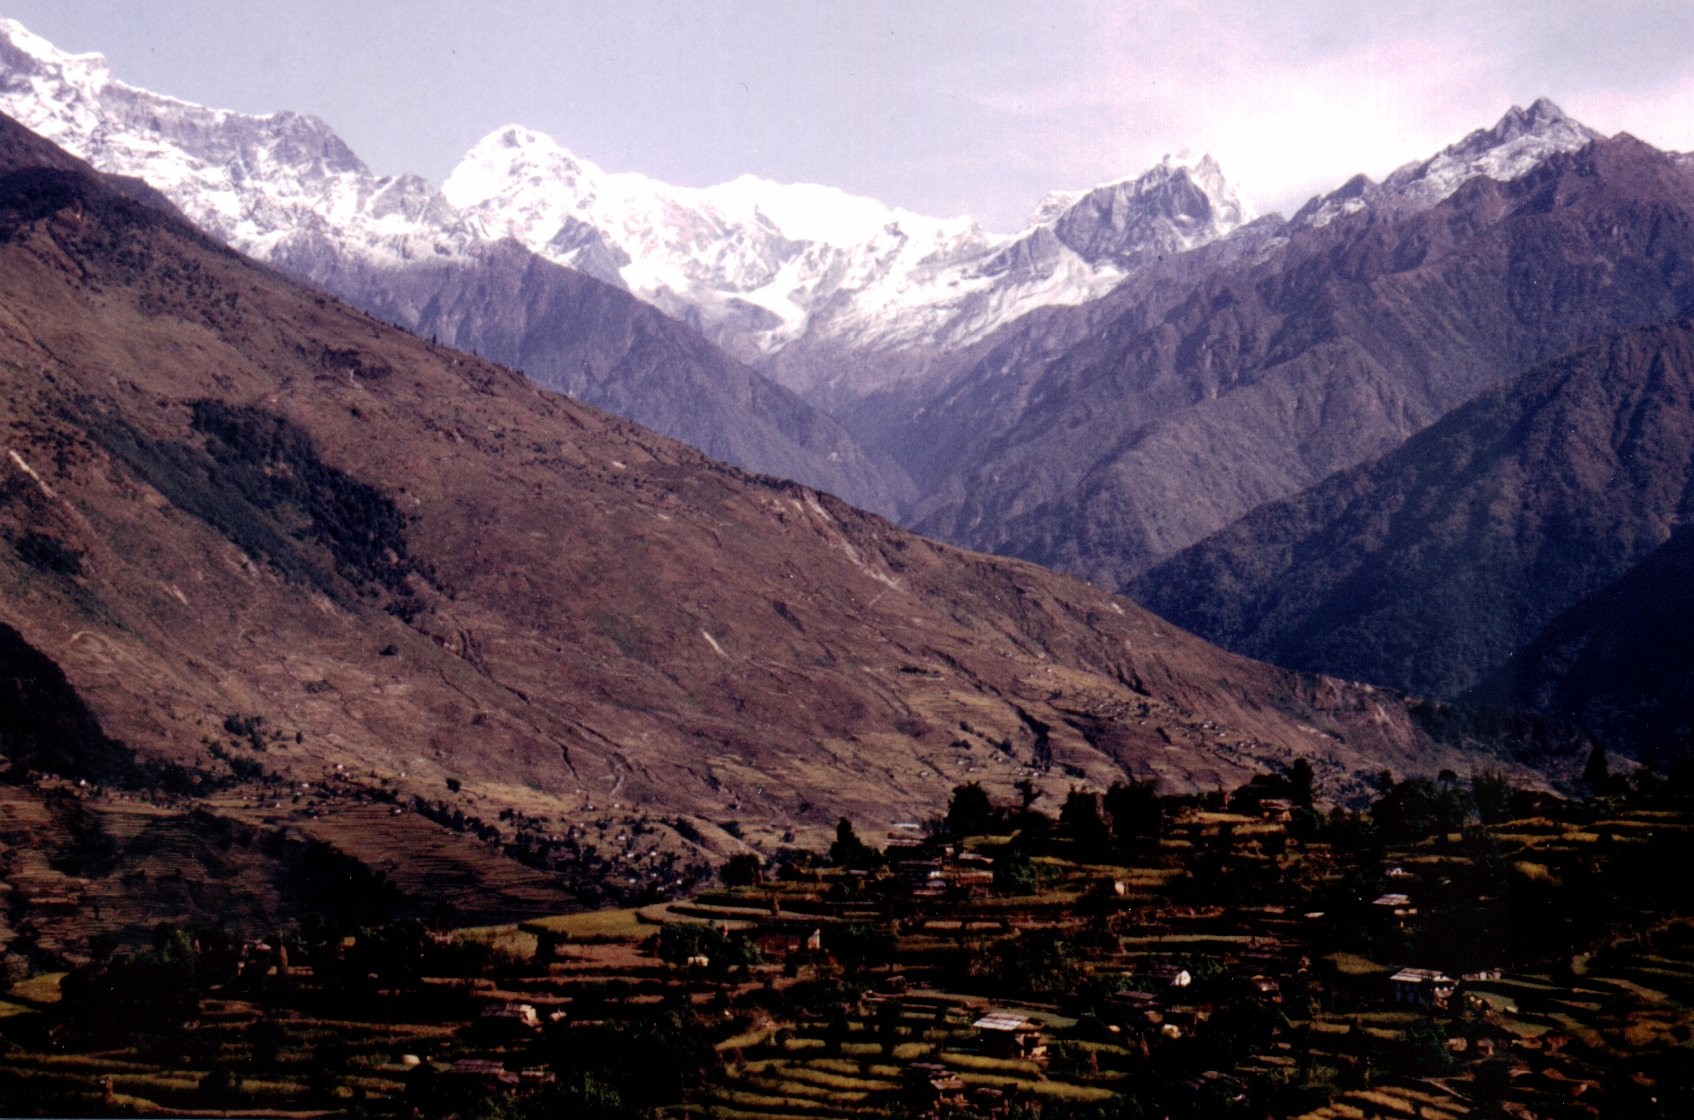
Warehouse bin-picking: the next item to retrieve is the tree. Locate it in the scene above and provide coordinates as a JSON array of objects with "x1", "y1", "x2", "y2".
[
  {"x1": 946, "y1": 782, "x2": 996, "y2": 839},
  {"x1": 828, "y1": 923, "x2": 897, "y2": 975},
  {"x1": 719, "y1": 853, "x2": 763, "y2": 887},
  {"x1": 534, "y1": 1011, "x2": 720, "y2": 1113},
  {"x1": 993, "y1": 840, "x2": 1042, "y2": 895},
  {"x1": 1104, "y1": 779, "x2": 1163, "y2": 853},
  {"x1": 458, "y1": 1072, "x2": 646, "y2": 1120},
  {"x1": 1060, "y1": 787, "x2": 1112, "y2": 856},
  {"x1": 1288, "y1": 758, "x2": 1315, "y2": 809},
  {"x1": 247, "y1": 1017, "x2": 288, "y2": 1068},
  {"x1": 1582, "y1": 743, "x2": 1611, "y2": 795},
  {"x1": 982, "y1": 927, "x2": 1078, "y2": 995},
  {"x1": 1472, "y1": 768, "x2": 1515, "y2": 825},
  {"x1": 199, "y1": 1066, "x2": 244, "y2": 1107},
  {"x1": 1370, "y1": 776, "x2": 1472, "y2": 841},
  {"x1": 1289, "y1": 806, "x2": 1323, "y2": 845},
  {"x1": 828, "y1": 817, "x2": 882, "y2": 870},
  {"x1": 61, "y1": 922, "x2": 205, "y2": 1040},
  {"x1": 651, "y1": 922, "x2": 759, "y2": 972},
  {"x1": 1075, "y1": 877, "x2": 1126, "y2": 937}
]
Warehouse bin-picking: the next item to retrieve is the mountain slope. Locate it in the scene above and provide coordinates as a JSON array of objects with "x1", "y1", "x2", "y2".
[
  {"x1": 1291, "y1": 98, "x2": 1600, "y2": 228},
  {"x1": 275, "y1": 238, "x2": 911, "y2": 514},
  {"x1": 1130, "y1": 317, "x2": 1694, "y2": 703},
  {"x1": 0, "y1": 112, "x2": 1549, "y2": 860},
  {"x1": 0, "y1": 15, "x2": 905, "y2": 513},
  {"x1": 906, "y1": 123, "x2": 1694, "y2": 585},
  {"x1": 1467, "y1": 528, "x2": 1694, "y2": 764}
]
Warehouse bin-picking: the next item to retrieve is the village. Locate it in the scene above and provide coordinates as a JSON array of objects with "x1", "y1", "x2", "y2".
[{"x1": 1, "y1": 761, "x2": 1692, "y2": 1119}]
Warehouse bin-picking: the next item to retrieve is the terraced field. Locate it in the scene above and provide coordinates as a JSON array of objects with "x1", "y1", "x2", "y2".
[{"x1": 4, "y1": 782, "x2": 1693, "y2": 1116}]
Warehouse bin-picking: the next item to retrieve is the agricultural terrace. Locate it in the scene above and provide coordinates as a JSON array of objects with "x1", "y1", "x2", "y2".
[{"x1": 2, "y1": 761, "x2": 1692, "y2": 1118}]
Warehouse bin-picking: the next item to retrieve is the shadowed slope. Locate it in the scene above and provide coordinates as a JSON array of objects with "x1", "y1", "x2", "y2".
[
  {"x1": 1133, "y1": 317, "x2": 1694, "y2": 704},
  {"x1": 1468, "y1": 528, "x2": 1694, "y2": 765}
]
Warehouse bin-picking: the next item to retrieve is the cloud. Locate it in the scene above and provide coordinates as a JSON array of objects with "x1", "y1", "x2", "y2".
[
  {"x1": 946, "y1": 0, "x2": 1694, "y2": 225},
  {"x1": 1565, "y1": 73, "x2": 1694, "y2": 153}
]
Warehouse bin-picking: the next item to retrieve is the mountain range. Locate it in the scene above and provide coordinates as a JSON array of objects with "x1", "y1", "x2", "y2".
[
  {"x1": 6, "y1": 12, "x2": 1693, "y2": 757},
  {"x1": 0, "y1": 18, "x2": 1258, "y2": 513},
  {"x1": 900, "y1": 109, "x2": 1694, "y2": 585},
  {"x1": 8, "y1": 8, "x2": 1694, "y2": 952},
  {"x1": 0, "y1": 17, "x2": 915, "y2": 514},
  {"x1": 0, "y1": 107, "x2": 1576, "y2": 940}
]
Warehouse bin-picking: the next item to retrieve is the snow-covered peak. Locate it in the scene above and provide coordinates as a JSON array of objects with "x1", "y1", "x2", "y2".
[
  {"x1": 442, "y1": 118, "x2": 1261, "y2": 387},
  {"x1": 0, "y1": 16, "x2": 1254, "y2": 400},
  {"x1": 705, "y1": 173, "x2": 968, "y2": 248},
  {"x1": 445, "y1": 124, "x2": 594, "y2": 207},
  {"x1": 448, "y1": 123, "x2": 974, "y2": 251},
  {"x1": 0, "y1": 16, "x2": 109, "y2": 83},
  {"x1": 1463, "y1": 98, "x2": 1579, "y2": 151},
  {"x1": 1029, "y1": 189, "x2": 1084, "y2": 227},
  {"x1": 1050, "y1": 153, "x2": 1251, "y2": 264},
  {"x1": 441, "y1": 121, "x2": 1016, "y2": 363},
  {"x1": 0, "y1": 16, "x2": 468, "y2": 267},
  {"x1": 1296, "y1": 99, "x2": 1601, "y2": 229},
  {"x1": 1379, "y1": 98, "x2": 1600, "y2": 207}
]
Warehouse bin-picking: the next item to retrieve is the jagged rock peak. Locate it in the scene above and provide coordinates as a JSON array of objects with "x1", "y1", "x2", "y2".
[
  {"x1": 1440, "y1": 98, "x2": 1596, "y2": 163},
  {"x1": 1051, "y1": 153, "x2": 1250, "y2": 264},
  {"x1": 0, "y1": 16, "x2": 473, "y2": 271},
  {"x1": 0, "y1": 17, "x2": 362, "y2": 174}
]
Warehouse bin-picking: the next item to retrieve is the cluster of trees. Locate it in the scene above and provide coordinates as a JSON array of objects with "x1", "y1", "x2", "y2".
[
  {"x1": 727, "y1": 749, "x2": 1694, "y2": 911},
  {"x1": 647, "y1": 922, "x2": 760, "y2": 974},
  {"x1": 403, "y1": 1004, "x2": 720, "y2": 1120},
  {"x1": 939, "y1": 778, "x2": 1165, "y2": 860},
  {"x1": 60, "y1": 923, "x2": 230, "y2": 1041}
]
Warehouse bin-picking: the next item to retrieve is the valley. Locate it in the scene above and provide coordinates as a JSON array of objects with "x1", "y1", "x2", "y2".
[{"x1": 1, "y1": 10, "x2": 1693, "y2": 1117}]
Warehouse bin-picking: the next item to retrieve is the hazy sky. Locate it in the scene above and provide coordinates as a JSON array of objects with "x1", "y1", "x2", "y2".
[{"x1": 7, "y1": 1, "x2": 1694, "y2": 230}]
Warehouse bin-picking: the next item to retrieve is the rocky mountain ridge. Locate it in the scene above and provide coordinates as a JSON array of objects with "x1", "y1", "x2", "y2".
[
  {"x1": 1130, "y1": 316, "x2": 1694, "y2": 705},
  {"x1": 901, "y1": 129, "x2": 1694, "y2": 585},
  {"x1": 1291, "y1": 97, "x2": 1602, "y2": 229},
  {"x1": 0, "y1": 17, "x2": 1253, "y2": 410},
  {"x1": 442, "y1": 132, "x2": 1250, "y2": 403}
]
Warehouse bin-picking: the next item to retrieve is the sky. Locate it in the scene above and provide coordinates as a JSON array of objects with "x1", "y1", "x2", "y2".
[{"x1": 6, "y1": 0, "x2": 1694, "y2": 231}]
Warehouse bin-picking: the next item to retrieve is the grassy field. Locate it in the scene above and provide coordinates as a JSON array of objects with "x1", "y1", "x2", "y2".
[
  {"x1": 6, "y1": 973, "x2": 65, "y2": 1006},
  {"x1": 519, "y1": 906, "x2": 652, "y2": 941}
]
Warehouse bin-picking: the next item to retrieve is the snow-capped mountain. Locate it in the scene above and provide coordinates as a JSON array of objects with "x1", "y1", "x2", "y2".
[
  {"x1": 0, "y1": 17, "x2": 473, "y2": 266},
  {"x1": 0, "y1": 16, "x2": 1612, "y2": 419},
  {"x1": 0, "y1": 16, "x2": 916, "y2": 514},
  {"x1": 1292, "y1": 98, "x2": 1601, "y2": 228},
  {"x1": 0, "y1": 15, "x2": 1252, "y2": 407},
  {"x1": 444, "y1": 129, "x2": 1251, "y2": 389}
]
